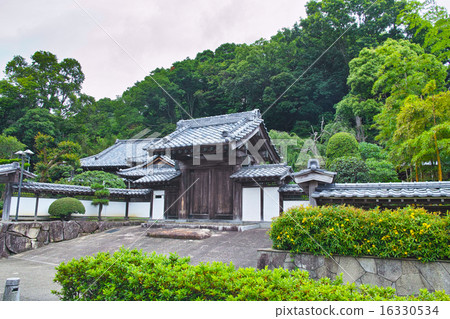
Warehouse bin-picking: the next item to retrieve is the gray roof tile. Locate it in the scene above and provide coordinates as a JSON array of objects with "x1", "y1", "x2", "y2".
[
  {"x1": 278, "y1": 184, "x2": 303, "y2": 193},
  {"x1": 80, "y1": 139, "x2": 158, "y2": 168},
  {"x1": 117, "y1": 155, "x2": 175, "y2": 178},
  {"x1": 147, "y1": 110, "x2": 264, "y2": 150},
  {"x1": 230, "y1": 164, "x2": 292, "y2": 180},
  {"x1": 312, "y1": 181, "x2": 450, "y2": 199},
  {"x1": 14, "y1": 182, "x2": 151, "y2": 197},
  {"x1": 133, "y1": 169, "x2": 181, "y2": 184}
]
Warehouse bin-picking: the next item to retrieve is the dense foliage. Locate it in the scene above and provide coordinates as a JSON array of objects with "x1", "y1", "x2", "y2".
[
  {"x1": 48, "y1": 197, "x2": 86, "y2": 219},
  {"x1": 52, "y1": 248, "x2": 449, "y2": 301},
  {"x1": 68, "y1": 170, "x2": 126, "y2": 189},
  {"x1": 269, "y1": 205, "x2": 449, "y2": 262}
]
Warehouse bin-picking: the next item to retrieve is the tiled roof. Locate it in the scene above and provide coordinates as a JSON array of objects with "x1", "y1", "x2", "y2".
[
  {"x1": 312, "y1": 181, "x2": 450, "y2": 199},
  {"x1": 13, "y1": 182, "x2": 151, "y2": 197},
  {"x1": 80, "y1": 139, "x2": 157, "y2": 168},
  {"x1": 146, "y1": 110, "x2": 265, "y2": 150},
  {"x1": 133, "y1": 168, "x2": 181, "y2": 184},
  {"x1": 230, "y1": 164, "x2": 292, "y2": 180},
  {"x1": 278, "y1": 184, "x2": 303, "y2": 193},
  {"x1": 117, "y1": 155, "x2": 175, "y2": 178},
  {"x1": 0, "y1": 163, "x2": 37, "y2": 178}
]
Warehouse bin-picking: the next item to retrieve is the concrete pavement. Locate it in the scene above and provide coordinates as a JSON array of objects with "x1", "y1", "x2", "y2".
[{"x1": 0, "y1": 226, "x2": 272, "y2": 301}]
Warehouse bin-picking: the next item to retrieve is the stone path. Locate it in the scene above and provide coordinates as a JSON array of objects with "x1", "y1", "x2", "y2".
[{"x1": 0, "y1": 226, "x2": 272, "y2": 300}]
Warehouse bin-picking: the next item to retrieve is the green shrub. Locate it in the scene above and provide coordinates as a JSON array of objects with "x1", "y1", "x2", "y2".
[
  {"x1": 48, "y1": 197, "x2": 86, "y2": 219},
  {"x1": 326, "y1": 132, "x2": 360, "y2": 162},
  {"x1": 52, "y1": 248, "x2": 449, "y2": 301},
  {"x1": 365, "y1": 158, "x2": 399, "y2": 182},
  {"x1": 69, "y1": 170, "x2": 126, "y2": 188},
  {"x1": 269, "y1": 205, "x2": 449, "y2": 262},
  {"x1": 327, "y1": 156, "x2": 369, "y2": 183},
  {"x1": 358, "y1": 142, "x2": 387, "y2": 161}
]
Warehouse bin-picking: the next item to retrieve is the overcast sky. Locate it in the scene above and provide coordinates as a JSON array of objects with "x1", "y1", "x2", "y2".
[{"x1": 1, "y1": 0, "x2": 449, "y2": 101}]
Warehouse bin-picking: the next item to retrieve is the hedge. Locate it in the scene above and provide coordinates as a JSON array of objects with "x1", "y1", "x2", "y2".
[
  {"x1": 52, "y1": 248, "x2": 449, "y2": 301},
  {"x1": 269, "y1": 205, "x2": 449, "y2": 262}
]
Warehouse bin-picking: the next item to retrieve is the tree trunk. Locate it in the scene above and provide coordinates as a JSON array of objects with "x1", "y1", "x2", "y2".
[
  {"x1": 355, "y1": 116, "x2": 365, "y2": 142},
  {"x1": 98, "y1": 204, "x2": 103, "y2": 221}
]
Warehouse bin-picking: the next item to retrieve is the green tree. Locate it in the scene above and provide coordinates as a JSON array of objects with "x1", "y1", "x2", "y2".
[
  {"x1": 268, "y1": 130, "x2": 303, "y2": 169},
  {"x1": 327, "y1": 156, "x2": 369, "y2": 183},
  {"x1": 365, "y1": 158, "x2": 400, "y2": 182},
  {"x1": 359, "y1": 142, "x2": 387, "y2": 161},
  {"x1": 2, "y1": 51, "x2": 85, "y2": 116},
  {"x1": 326, "y1": 132, "x2": 360, "y2": 162},
  {"x1": 34, "y1": 133, "x2": 81, "y2": 182},
  {"x1": 91, "y1": 183, "x2": 109, "y2": 221},
  {"x1": 0, "y1": 134, "x2": 26, "y2": 158},
  {"x1": 392, "y1": 88, "x2": 450, "y2": 181},
  {"x1": 69, "y1": 170, "x2": 126, "y2": 189}
]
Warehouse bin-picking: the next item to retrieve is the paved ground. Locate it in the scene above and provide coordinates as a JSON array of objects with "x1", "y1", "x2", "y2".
[{"x1": 0, "y1": 226, "x2": 272, "y2": 301}]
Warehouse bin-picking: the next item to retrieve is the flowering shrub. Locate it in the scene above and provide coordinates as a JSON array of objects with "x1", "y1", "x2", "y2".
[
  {"x1": 52, "y1": 248, "x2": 449, "y2": 301},
  {"x1": 269, "y1": 205, "x2": 449, "y2": 262}
]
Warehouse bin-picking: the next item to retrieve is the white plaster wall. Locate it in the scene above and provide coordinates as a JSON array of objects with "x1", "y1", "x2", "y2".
[
  {"x1": 283, "y1": 200, "x2": 310, "y2": 211},
  {"x1": 10, "y1": 196, "x2": 150, "y2": 218},
  {"x1": 152, "y1": 190, "x2": 165, "y2": 220},
  {"x1": 242, "y1": 187, "x2": 261, "y2": 221},
  {"x1": 263, "y1": 187, "x2": 280, "y2": 221}
]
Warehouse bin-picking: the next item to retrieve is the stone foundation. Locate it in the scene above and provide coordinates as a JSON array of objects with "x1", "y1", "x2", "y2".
[
  {"x1": 0, "y1": 220, "x2": 141, "y2": 258},
  {"x1": 257, "y1": 249, "x2": 450, "y2": 296}
]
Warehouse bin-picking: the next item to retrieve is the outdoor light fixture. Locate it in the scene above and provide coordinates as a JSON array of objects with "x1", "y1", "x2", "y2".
[{"x1": 14, "y1": 149, "x2": 34, "y2": 222}]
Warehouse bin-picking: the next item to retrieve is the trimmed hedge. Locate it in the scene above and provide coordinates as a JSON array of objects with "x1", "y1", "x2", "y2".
[
  {"x1": 269, "y1": 205, "x2": 449, "y2": 262},
  {"x1": 52, "y1": 248, "x2": 449, "y2": 301},
  {"x1": 48, "y1": 197, "x2": 86, "y2": 219}
]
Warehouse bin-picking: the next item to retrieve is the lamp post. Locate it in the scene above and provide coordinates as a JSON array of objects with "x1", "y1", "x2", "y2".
[{"x1": 14, "y1": 149, "x2": 34, "y2": 222}]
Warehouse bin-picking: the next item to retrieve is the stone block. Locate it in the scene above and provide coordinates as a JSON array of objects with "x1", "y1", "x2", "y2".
[
  {"x1": 376, "y1": 259, "x2": 402, "y2": 282},
  {"x1": 270, "y1": 251, "x2": 287, "y2": 268},
  {"x1": 147, "y1": 228, "x2": 211, "y2": 240},
  {"x1": 0, "y1": 223, "x2": 8, "y2": 235},
  {"x1": 338, "y1": 256, "x2": 365, "y2": 283},
  {"x1": 31, "y1": 240, "x2": 44, "y2": 249},
  {"x1": 395, "y1": 273, "x2": 430, "y2": 296},
  {"x1": 99, "y1": 221, "x2": 116, "y2": 232},
  {"x1": 26, "y1": 224, "x2": 42, "y2": 239},
  {"x1": 41, "y1": 222, "x2": 50, "y2": 231},
  {"x1": 6, "y1": 233, "x2": 32, "y2": 254},
  {"x1": 441, "y1": 262, "x2": 450, "y2": 275},
  {"x1": 0, "y1": 236, "x2": 8, "y2": 257},
  {"x1": 257, "y1": 252, "x2": 269, "y2": 269},
  {"x1": 315, "y1": 265, "x2": 329, "y2": 279},
  {"x1": 325, "y1": 256, "x2": 341, "y2": 275},
  {"x1": 63, "y1": 221, "x2": 81, "y2": 240},
  {"x1": 359, "y1": 272, "x2": 393, "y2": 288},
  {"x1": 49, "y1": 221, "x2": 64, "y2": 242},
  {"x1": 415, "y1": 262, "x2": 450, "y2": 292},
  {"x1": 8, "y1": 223, "x2": 29, "y2": 236},
  {"x1": 357, "y1": 257, "x2": 376, "y2": 273},
  {"x1": 402, "y1": 260, "x2": 420, "y2": 274},
  {"x1": 76, "y1": 221, "x2": 99, "y2": 234},
  {"x1": 37, "y1": 230, "x2": 49, "y2": 244},
  {"x1": 294, "y1": 254, "x2": 324, "y2": 271}
]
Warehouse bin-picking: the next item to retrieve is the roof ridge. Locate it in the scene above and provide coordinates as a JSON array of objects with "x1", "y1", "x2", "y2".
[{"x1": 176, "y1": 109, "x2": 260, "y2": 129}]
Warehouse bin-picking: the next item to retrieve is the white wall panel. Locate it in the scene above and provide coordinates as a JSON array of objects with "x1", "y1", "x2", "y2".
[
  {"x1": 263, "y1": 187, "x2": 280, "y2": 221},
  {"x1": 242, "y1": 187, "x2": 261, "y2": 221},
  {"x1": 283, "y1": 200, "x2": 310, "y2": 211}
]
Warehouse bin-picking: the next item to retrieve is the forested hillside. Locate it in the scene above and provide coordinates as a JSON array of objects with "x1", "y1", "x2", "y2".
[{"x1": 0, "y1": 0, "x2": 448, "y2": 183}]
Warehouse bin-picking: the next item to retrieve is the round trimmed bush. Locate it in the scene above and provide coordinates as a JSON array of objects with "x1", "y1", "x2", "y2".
[
  {"x1": 48, "y1": 197, "x2": 86, "y2": 220},
  {"x1": 326, "y1": 132, "x2": 360, "y2": 162}
]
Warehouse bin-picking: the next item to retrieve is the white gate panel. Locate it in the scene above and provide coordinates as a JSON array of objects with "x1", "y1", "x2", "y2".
[
  {"x1": 242, "y1": 187, "x2": 261, "y2": 221},
  {"x1": 152, "y1": 190, "x2": 165, "y2": 220},
  {"x1": 263, "y1": 187, "x2": 280, "y2": 221}
]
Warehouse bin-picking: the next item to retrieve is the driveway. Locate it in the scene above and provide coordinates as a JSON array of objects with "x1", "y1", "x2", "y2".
[{"x1": 0, "y1": 226, "x2": 272, "y2": 301}]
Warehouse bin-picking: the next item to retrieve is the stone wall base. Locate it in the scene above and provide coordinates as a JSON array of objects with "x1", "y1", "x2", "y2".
[
  {"x1": 257, "y1": 249, "x2": 450, "y2": 296},
  {"x1": 0, "y1": 221, "x2": 141, "y2": 258}
]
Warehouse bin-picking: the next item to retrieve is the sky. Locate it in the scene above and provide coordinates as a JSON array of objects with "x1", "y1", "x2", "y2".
[{"x1": 1, "y1": 0, "x2": 449, "y2": 101}]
